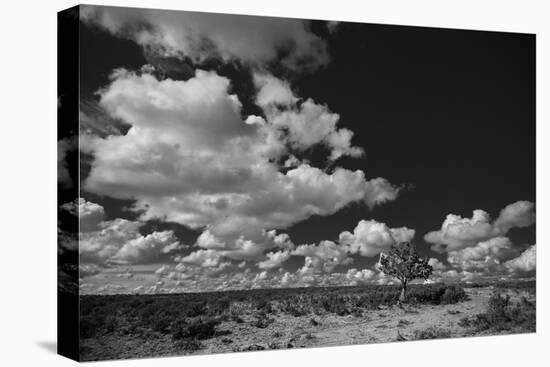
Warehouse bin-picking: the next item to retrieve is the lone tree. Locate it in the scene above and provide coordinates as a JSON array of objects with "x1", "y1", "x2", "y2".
[{"x1": 379, "y1": 242, "x2": 433, "y2": 303}]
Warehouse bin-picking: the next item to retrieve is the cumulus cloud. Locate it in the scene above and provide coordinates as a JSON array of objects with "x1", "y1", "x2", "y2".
[
  {"x1": 447, "y1": 237, "x2": 518, "y2": 271},
  {"x1": 430, "y1": 269, "x2": 472, "y2": 283},
  {"x1": 194, "y1": 229, "x2": 294, "y2": 259},
  {"x1": 264, "y1": 230, "x2": 295, "y2": 250},
  {"x1": 257, "y1": 250, "x2": 291, "y2": 269},
  {"x1": 61, "y1": 198, "x2": 113, "y2": 233},
  {"x1": 176, "y1": 218, "x2": 413, "y2": 285},
  {"x1": 77, "y1": 198, "x2": 106, "y2": 232},
  {"x1": 80, "y1": 98, "x2": 128, "y2": 137},
  {"x1": 254, "y1": 74, "x2": 298, "y2": 108},
  {"x1": 76, "y1": 10, "x2": 411, "y2": 291},
  {"x1": 79, "y1": 218, "x2": 140, "y2": 264},
  {"x1": 422, "y1": 242, "x2": 535, "y2": 283},
  {"x1": 155, "y1": 265, "x2": 170, "y2": 276},
  {"x1": 427, "y1": 257, "x2": 447, "y2": 271},
  {"x1": 494, "y1": 201, "x2": 536, "y2": 232},
  {"x1": 276, "y1": 266, "x2": 385, "y2": 288},
  {"x1": 345, "y1": 268, "x2": 375, "y2": 284},
  {"x1": 79, "y1": 264, "x2": 101, "y2": 278},
  {"x1": 271, "y1": 100, "x2": 362, "y2": 160},
  {"x1": 283, "y1": 155, "x2": 302, "y2": 168},
  {"x1": 220, "y1": 237, "x2": 271, "y2": 261},
  {"x1": 80, "y1": 217, "x2": 182, "y2": 265},
  {"x1": 82, "y1": 237, "x2": 536, "y2": 295},
  {"x1": 424, "y1": 201, "x2": 535, "y2": 252},
  {"x1": 62, "y1": 199, "x2": 184, "y2": 265},
  {"x1": 94, "y1": 283, "x2": 127, "y2": 295},
  {"x1": 504, "y1": 245, "x2": 536, "y2": 273},
  {"x1": 293, "y1": 240, "x2": 352, "y2": 274},
  {"x1": 111, "y1": 230, "x2": 183, "y2": 264},
  {"x1": 196, "y1": 230, "x2": 227, "y2": 250},
  {"x1": 180, "y1": 229, "x2": 295, "y2": 271},
  {"x1": 80, "y1": 5, "x2": 329, "y2": 72},
  {"x1": 280, "y1": 271, "x2": 296, "y2": 286},
  {"x1": 170, "y1": 219, "x2": 412, "y2": 290},
  {"x1": 425, "y1": 209, "x2": 495, "y2": 252},
  {"x1": 338, "y1": 219, "x2": 415, "y2": 257},
  {"x1": 82, "y1": 68, "x2": 399, "y2": 257},
  {"x1": 254, "y1": 73, "x2": 365, "y2": 161},
  {"x1": 81, "y1": 264, "x2": 394, "y2": 294},
  {"x1": 178, "y1": 249, "x2": 222, "y2": 268},
  {"x1": 254, "y1": 271, "x2": 268, "y2": 282}
]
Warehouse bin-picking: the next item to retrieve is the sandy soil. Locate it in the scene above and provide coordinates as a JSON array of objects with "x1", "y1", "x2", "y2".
[{"x1": 80, "y1": 286, "x2": 535, "y2": 361}]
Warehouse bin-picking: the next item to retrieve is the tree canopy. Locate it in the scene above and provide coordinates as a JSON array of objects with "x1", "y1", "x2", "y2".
[{"x1": 379, "y1": 242, "x2": 433, "y2": 301}]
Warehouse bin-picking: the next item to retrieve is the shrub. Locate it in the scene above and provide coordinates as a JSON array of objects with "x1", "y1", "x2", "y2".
[
  {"x1": 80, "y1": 315, "x2": 103, "y2": 339},
  {"x1": 251, "y1": 313, "x2": 275, "y2": 328},
  {"x1": 406, "y1": 284, "x2": 468, "y2": 305},
  {"x1": 77, "y1": 282, "x2": 474, "y2": 348},
  {"x1": 471, "y1": 293, "x2": 535, "y2": 332},
  {"x1": 208, "y1": 298, "x2": 231, "y2": 316},
  {"x1": 407, "y1": 286, "x2": 444, "y2": 304},
  {"x1": 381, "y1": 291, "x2": 398, "y2": 305},
  {"x1": 256, "y1": 299, "x2": 268, "y2": 309},
  {"x1": 151, "y1": 312, "x2": 172, "y2": 333},
  {"x1": 280, "y1": 300, "x2": 309, "y2": 316},
  {"x1": 172, "y1": 317, "x2": 220, "y2": 340},
  {"x1": 458, "y1": 316, "x2": 471, "y2": 328},
  {"x1": 187, "y1": 302, "x2": 208, "y2": 317},
  {"x1": 242, "y1": 344, "x2": 266, "y2": 351},
  {"x1": 139, "y1": 303, "x2": 157, "y2": 318},
  {"x1": 233, "y1": 315, "x2": 245, "y2": 324},
  {"x1": 440, "y1": 285, "x2": 468, "y2": 304},
  {"x1": 320, "y1": 295, "x2": 350, "y2": 316},
  {"x1": 256, "y1": 299, "x2": 274, "y2": 314},
  {"x1": 176, "y1": 338, "x2": 203, "y2": 352},
  {"x1": 228, "y1": 301, "x2": 249, "y2": 322},
  {"x1": 414, "y1": 326, "x2": 451, "y2": 340},
  {"x1": 104, "y1": 314, "x2": 119, "y2": 333},
  {"x1": 494, "y1": 280, "x2": 536, "y2": 294}
]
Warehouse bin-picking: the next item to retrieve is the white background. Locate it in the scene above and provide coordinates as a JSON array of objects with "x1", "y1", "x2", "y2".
[{"x1": 0, "y1": 0, "x2": 547, "y2": 365}]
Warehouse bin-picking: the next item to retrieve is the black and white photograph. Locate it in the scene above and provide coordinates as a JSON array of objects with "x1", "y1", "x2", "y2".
[
  {"x1": 55, "y1": 4, "x2": 538, "y2": 362},
  {"x1": 49, "y1": 1, "x2": 544, "y2": 364}
]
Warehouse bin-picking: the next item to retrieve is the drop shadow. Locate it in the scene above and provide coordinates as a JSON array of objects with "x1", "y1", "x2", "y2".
[{"x1": 36, "y1": 340, "x2": 57, "y2": 354}]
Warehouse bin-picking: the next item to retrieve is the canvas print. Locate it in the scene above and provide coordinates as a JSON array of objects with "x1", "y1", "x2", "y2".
[{"x1": 58, "y1": 4, "x2": 536, "y2": 362}]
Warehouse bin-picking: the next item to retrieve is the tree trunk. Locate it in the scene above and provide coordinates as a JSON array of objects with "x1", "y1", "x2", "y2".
[{"x1": 399, "y1": 281, "x2": 407, "y2": 303}]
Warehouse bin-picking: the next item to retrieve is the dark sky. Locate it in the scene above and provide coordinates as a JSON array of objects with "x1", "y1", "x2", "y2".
[
  {"x1": 290, "y1": 22, "x2": 536, "y2": 264},
  {"x1": 77, "y1": 12, "x2": 535, "y2": 278}
]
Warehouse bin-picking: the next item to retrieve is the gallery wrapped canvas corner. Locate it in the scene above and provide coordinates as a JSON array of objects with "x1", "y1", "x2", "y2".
[{"x1": 58, "y1": 4, "x2": 536, "y2": 362}]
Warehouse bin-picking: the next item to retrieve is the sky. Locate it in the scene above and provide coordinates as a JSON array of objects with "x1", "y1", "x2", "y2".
[{"x1": 58, "y1": 5, "x2": 536, "y2": 295}]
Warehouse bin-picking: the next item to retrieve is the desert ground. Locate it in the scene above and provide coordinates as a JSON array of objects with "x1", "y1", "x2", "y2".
[{"x1": 79, "y1": 282, "x2": 535, "y2": 361}]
